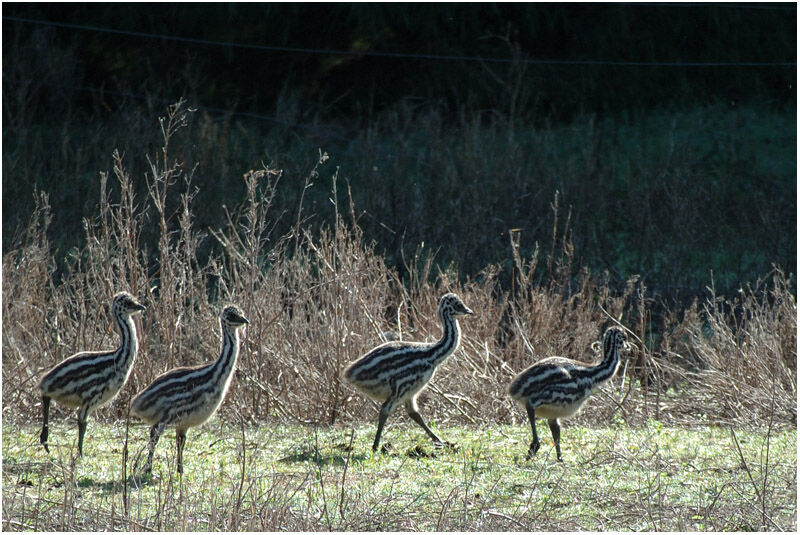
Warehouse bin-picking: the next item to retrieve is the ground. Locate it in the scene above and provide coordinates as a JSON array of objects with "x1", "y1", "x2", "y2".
[{"x1": 2, "y1": 418, "x2": 795, "y2": 531}]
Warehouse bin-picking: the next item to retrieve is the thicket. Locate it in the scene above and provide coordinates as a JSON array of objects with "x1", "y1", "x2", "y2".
[{"x1": 2, "y1": 102, "x2": 795, "y2": 433}]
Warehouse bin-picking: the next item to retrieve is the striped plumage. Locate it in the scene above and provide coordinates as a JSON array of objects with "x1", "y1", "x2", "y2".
[
  {"x1": 131, "y1": 305, "x2": 248, "y2": 474},
  {"x1": 38, "y1": 291, "x2": 146, "y2": 456},
  {"x1": 508, "y1": 326, "x2": 629, "y2": 461},
  {"x1": 343, "y1": 292, "x2": 473, "y2": 451}
]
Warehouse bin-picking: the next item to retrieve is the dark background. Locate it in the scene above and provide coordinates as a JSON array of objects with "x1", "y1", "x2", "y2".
[
  {"x1": 2, "y1": 3, "x2": 796, "y2": 300},
  {"x1": 4, "y1": 3, "x2": 796, "y2": 121}
]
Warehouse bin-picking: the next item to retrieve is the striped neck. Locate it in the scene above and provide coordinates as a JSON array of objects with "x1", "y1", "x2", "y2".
[
  {"x1": 589, "y1": 336, "x2": 621, "y2": 384},
  {"x1": 210, "y1": 322, "x2": 240, "y2": 383},
  {"x1": 428, "y1": 309, "x2": 461, "y2": 367},
  {"x1": 114, "y1": 312, "x2": 139, "y2": 372}
]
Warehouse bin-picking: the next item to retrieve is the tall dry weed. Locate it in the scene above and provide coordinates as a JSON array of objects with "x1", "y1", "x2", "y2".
[
  {"x1": 2, "y1": 192, "x2": 57, "y2": 418},
  {"x1": 2, "y1": 102, "x2": 794, "y2": 434},
  {"x1": 659, "y1": 269, "x2": 797, "y2": 426}
]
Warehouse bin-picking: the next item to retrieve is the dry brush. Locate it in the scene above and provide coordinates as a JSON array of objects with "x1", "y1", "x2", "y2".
[{"x1": 2, "y1": 102, "x2": 795, "y2": 434}]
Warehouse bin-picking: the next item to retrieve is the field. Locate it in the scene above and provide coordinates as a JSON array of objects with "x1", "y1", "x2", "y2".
[
  {"x1": 2, "y1": 98, "x2": 796, "y2": 532},
  {"x1": 3, "y1": 5, "x2": 797, "y2": 530},
  {"x1": 2, "y1": 418, "x2": 796, "y2": 531}
]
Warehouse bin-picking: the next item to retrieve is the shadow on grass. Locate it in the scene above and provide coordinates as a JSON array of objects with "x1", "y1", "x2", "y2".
[
  {"x1": 76, "y1": 475, "x2": 129, "y2": 493},
  {"x1": 278, "y1": 443, "x2": 370, "y2": 466},
  {"x1": 278, "y1": 438, "x2": 460, "y2": 465},
  {"x1": 75, "y1": 468, "x2": 172, "y2": 493},
  {"x1": 3, "y1": 461, "x2": 145, "y2": 495},
  {"x1": 392, "y1": 442, "x2": 459, "y2": 459},
  {"x1": 2, "y1": 459, "x2": 52, "y2": 477}
]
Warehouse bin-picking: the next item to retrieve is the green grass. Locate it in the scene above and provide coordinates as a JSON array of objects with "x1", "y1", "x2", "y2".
[{"x1": 2, "y1": 418, "x2": 795, "y2": 531}]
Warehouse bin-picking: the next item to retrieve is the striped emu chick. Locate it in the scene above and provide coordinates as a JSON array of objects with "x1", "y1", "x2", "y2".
[
  {"x1": 38, "y1": 291, "x2": 146, "y2": 456},
  {"x1": 131, "y1": 305, "x2": 248, "y2": 474},
  {"x1": 343, "y1": 293, "x2": 473, "y2": 451},
  {"x1": 508, "y1": 327, "x2": 629, "y2": 462}
]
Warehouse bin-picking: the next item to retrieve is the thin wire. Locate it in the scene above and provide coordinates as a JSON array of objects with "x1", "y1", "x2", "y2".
[
  {"x1": 624, "y1": 2, "x2": 797, "y2": 10},
  {"x1": 4, "y1": 15, "x2": 795, "y2": 68}
]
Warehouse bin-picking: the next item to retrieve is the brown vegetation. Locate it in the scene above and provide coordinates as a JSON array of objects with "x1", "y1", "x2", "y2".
[{"x1": 2, "y1": 101, "x2": 795, "y2": 434}]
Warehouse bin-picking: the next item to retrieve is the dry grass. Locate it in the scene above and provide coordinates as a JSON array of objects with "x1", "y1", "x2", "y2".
[
  {"x1": 659, "y1": 270, "x2": 797, "y2": 426},
  {"x1": 2, "y1": 100, "x2": 795, "y2": 437}
]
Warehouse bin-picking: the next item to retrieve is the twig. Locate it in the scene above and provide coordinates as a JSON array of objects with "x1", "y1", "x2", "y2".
[
  {"x1": 427, "y1": 383, "x2": 478, "y2": 424},
  {"x1": 729, "y1": 426, "x2": 761, "y2": 500},
  {"x1": 122, "y1": 403, "x2": 131, "y2": 520},
  {"x1": 236, "y1": 411, "x2": 247, "y2": 526},
  {"x1": 484, "y1": 510, "x2": 530, "y2": 530},
  {"x1": 338, "y1": 428, "x2": 355, "y2": 521}
]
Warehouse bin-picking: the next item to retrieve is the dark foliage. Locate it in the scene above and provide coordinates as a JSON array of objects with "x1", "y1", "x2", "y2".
[
  {"x1": 2, "y1": 4, "x2": 796, "y2": 301},
  {"x1": 3, "y1": 3, "x2": 795, "y2": 123}
]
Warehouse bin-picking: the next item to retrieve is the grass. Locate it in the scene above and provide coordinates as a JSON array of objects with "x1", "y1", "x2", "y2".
[{"x1": 2, "y1": 418, "x2": 796, "y2": 531}]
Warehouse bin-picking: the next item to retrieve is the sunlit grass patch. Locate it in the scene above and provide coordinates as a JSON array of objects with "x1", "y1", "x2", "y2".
[{"x1": 3, "y1": 419, "x2": 793, "y2": 531}]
